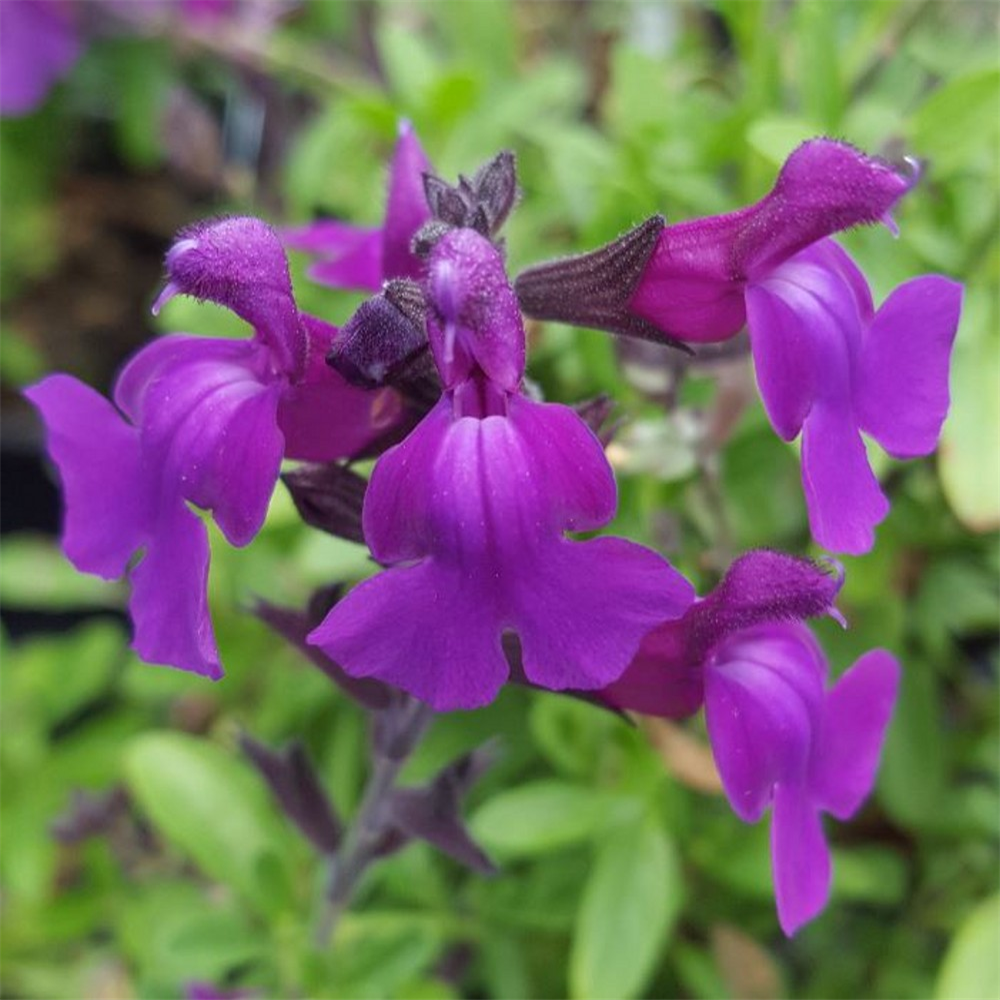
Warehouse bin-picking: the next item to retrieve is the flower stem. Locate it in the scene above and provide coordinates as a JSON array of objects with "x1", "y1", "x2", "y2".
[{"x1": 314, "y1": 700, "x2": 433, "y2": 947}]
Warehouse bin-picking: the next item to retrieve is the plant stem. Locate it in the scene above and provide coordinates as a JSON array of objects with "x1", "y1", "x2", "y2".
[{"x1": 314, "y1": 700, "x2": 433, "y2": 947}]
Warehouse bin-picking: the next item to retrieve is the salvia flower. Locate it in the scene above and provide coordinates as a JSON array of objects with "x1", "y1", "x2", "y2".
[
  {"x1": 602, "y1": 550, "x2": 899, "y2": 935},
  {"x1": 745, "y1": 238, "x2": 961, "y2": 552},
  {"x1": 283, "y1": 121, "x2": 432, "y2": 292},
  {"x1": 515, "y1": 138, "x2": 962, "y2": 553},
  {"x1": 309, "y1": 227, "x2": 695, "y2": 710},
  {"x1": 27, "y1": 217, "x2": 396, "y2": 679}
]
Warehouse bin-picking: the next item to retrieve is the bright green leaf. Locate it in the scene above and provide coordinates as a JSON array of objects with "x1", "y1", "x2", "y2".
[
  {"x1": 909, "y1": 68, "x2": 1000, "y2": 177},
  {"x1": 570, "y1": 817, "x2": 682, "y2": 1000},
  {"x1": 935, "y1": 895, "x2": 1000, "y2": 1000},
  {"x1": 124, "y1": 732, "x2": 294, "y2": 916},
  {"x1": 0, "y1": 535, "x2": 123, "y2": 611},
  {"x1": 879, "y1": 661, "x2": 947, "y2": 830},
  {"x1": 939, "y1": 298, "x2": 1000, "y2": 532},
  {"x1": 470, "y1": 781, "x2": 618, "y2": 856}
]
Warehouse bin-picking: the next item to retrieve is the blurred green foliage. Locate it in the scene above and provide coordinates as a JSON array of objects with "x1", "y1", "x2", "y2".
[{"x1": 1, "y1": 2, "x2": 998, "y2": 998}]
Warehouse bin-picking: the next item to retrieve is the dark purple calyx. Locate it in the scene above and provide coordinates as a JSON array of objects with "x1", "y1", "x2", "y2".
[
  {"x1": 240, "y1": 736, "x2": 343, "y2": 854},
  {"x1": 421, "y1": 149, "x2": 519, "y2": 242},
  {"x1": 327, "y1": 279, "x2": 441, "y2": 405},
  {"x1": 513, "y1": 215, "x2": 690, "y2": 352}
]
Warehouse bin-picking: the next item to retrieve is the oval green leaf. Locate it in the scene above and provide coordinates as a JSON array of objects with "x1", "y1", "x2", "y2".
[
  {"x1": 124, "y1": 732, "x2": 294, "y2": 916},
  {"x1": 935, "y1": 895, "x2": 1000, "y2": 1000},
  {"x1": 570, "y1": 818, "x2": 682, "y2": 1000},
  {"x1": 469, "y1": 781, "x2": 615, "y2": 857}
]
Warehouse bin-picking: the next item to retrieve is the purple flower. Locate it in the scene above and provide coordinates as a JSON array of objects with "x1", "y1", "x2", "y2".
[
  {"x1": 745, "y1": 238, "x2": 961, "y2": 553},
  {"x1": 631, "y1": 143, "x2": 962, "y2": 554},
  {"x1": 309, "y1": 228, "x2": 695, "y2": 710},
  {"x1": 283, "y1": 121, "x2": 432, "y2": 293},
  {"x1": 706, "y1": 623, "x2": 898, "y2": 935},
  {"x1": 627, "y1": 139, "x2": 914, "y2": 342},
  {"x1": 516, "y1": 140, "x2": 962, "y2": 554},
  {"x1": 0, "y1": 1, "x2": 81, "y2": 117},
  {"x1": 27, "y1": 217, "x2": 398, "y2": 679},
  {"x1": 602, "y1": 549, "x2": 845, "y2": 718},
  {"x1": 601, "y1": 550, "x2": 899, "y2": 935}
]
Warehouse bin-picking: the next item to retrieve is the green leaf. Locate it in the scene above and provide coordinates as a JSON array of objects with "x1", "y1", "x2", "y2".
[
  {"x1": 320, "y1": 913, "x2": 445, "y2": 999},
  {"x1": 0, "y1": 326, "x2": 47, "y2": 386},
  {"x1": 529, "y1": 696, "x2": 613, "y2": 777},
  {"x1": 915, "y1": 557, "x2": 1000, "y2": 657},
  {"x1": 479, "y1": 932, "x2": 532, "y2": 1000},
  {"x1": 570, "y1": 817, "x2": 682, "y2": 1000},
  {"x1": 720, "y1": 425, "x2": 807, "y2": 548},
  {"x1": 939, "y1": 292, "x2": 1000, "y2": 532},
  {"x1": 102, "y1": 39, "x2": 170, "y2": 169},
  {"x1": 831, "y1": 846, "x2": 908, "y2": 906},
  {"x1": 0, "y1": 535, "x2": 123, "y2": 610},
  {"x1": 124, "y1": 732, "x2": 294, "y2": 916},
  {"x1": 469, "y1": 781, "x2": 618, "y2": 857},
  {"x1": 119, "y1": 882, "x2": 268, "y2": 995},
  {"x1": 468, "y1": 850, "x2": 587, "y2": 933},
  {"x1": 434, "y1": 0, "x2": 516, "y2": 81},
  {"x1": 935, "y1": 895, "x2": 1000, "y2": 1000},
  {"x1": 794, "y1": 1, "x2": 844, "y2": 130},
  {"x1": 879, "y1": 661, "x2": 947, "y2": 830},
  {"x1": 746, "y1": 114, "x2": 822, "y2": 168},
  {"x1": 377, "y1": 21, "x2": 439, "y2": 107},
  {"x1": 909, "y1": 68, "x2": 1000, "y2": 177},
  {"x1": 3, "y1": 620, "x2": 122, "y2": 729}
]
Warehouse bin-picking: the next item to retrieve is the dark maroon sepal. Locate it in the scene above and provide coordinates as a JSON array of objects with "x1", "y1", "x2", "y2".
[
  {"x1": 281, "y1": 462, "x2": 367, "y2": 545},
  {"x1": 514, "y1": 215, "x2": 691, "y2": 352},
  {"x1": 240, "y1": 736, "x2": 344, "y2": 854},
  {"x1": 422, "y1": 149, "x2": 519, "y2": 241}
]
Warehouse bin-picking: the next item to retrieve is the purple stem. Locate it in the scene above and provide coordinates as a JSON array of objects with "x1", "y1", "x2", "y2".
[{"x1": 314, "y1": 699, "x2": 434, "y2": 946}]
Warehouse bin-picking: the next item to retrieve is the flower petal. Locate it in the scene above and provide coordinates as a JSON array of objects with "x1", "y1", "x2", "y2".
[
  {"x1": 749, "y1": 243, "x2": 890, "y2": 554},
  {"x1": 705, "y1": 624, "x2": 825, "y2": 822},
  {"x1": 382, "y1": 120, "x2": 433, "y2": 281},
  {"x1": 771, "y1": 782, "x2": 831, "y2": 936},
  {"x1": 629, "y1": 140, "x2": 911, "y2": 343},
  {"x1": 278, "y1": 314, "x2": 403, "y2": 461},
  {"x1": 119, "y1": 336, "x2": 284, "y2": 547},
  {"x1": 745, "y1": 240, "x2": 865, "y2": 442},
  {"x1": 327, "y1": 390, "x2": 691, "y2": 708},
  {"x1": 156, "y1": 218, "x2": 304, "y2": 373},
  {"x1": 599, "y1": 622, "x2": 703, "y2": 718},
  {"x1": 686, "y1": 550, "x2": 844, "y2": 663},
  {"x1": 25, "y1": 375, "x2": 146, "y2": 579},
  {"x1": 308, "y1": 561, "x2": 508, "y2": 710},
  {"x1": 745, "y1": 282, "x2": 818, "y2": 440},
  {"x1": 801, "y1": 402, "x2": 888, "y2": 555},
  {"x1": 129, "y1": 501, "x2": 222, "y2": 679},
  {"x1": 746, "y1": 139, "x2": 911, "y2": 277},
  {"x1": 516, "y1": 535, "x2": 694, "y2": 691},
  {"x1": 811, "y1": 649, "x2": 900, "y2": 820},
  {"x1": 628, "y1": 223, "x2": 750, "y2": 343},
  {"x1": 284, "y1": 221, "x2": 384, "y2": 293},
  {"x1": 364, "y1": 394, "x2": 620, "y2": 564},
  {"x1": 426, "y1": 229, "x2": 525, "y2": 391},
  {"x1": 856, "y1": 275, "x2": 962, "y2": 458}
]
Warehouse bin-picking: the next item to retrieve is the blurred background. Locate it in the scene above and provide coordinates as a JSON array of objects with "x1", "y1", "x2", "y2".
[{"x1": 1, "y1": 2, "x2": 997, "y2": 998}]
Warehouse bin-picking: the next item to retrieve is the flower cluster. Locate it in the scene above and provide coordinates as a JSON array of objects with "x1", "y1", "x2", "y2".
[{"x1": 28, "y1": 127, "x2": 961, "y2": 934}]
